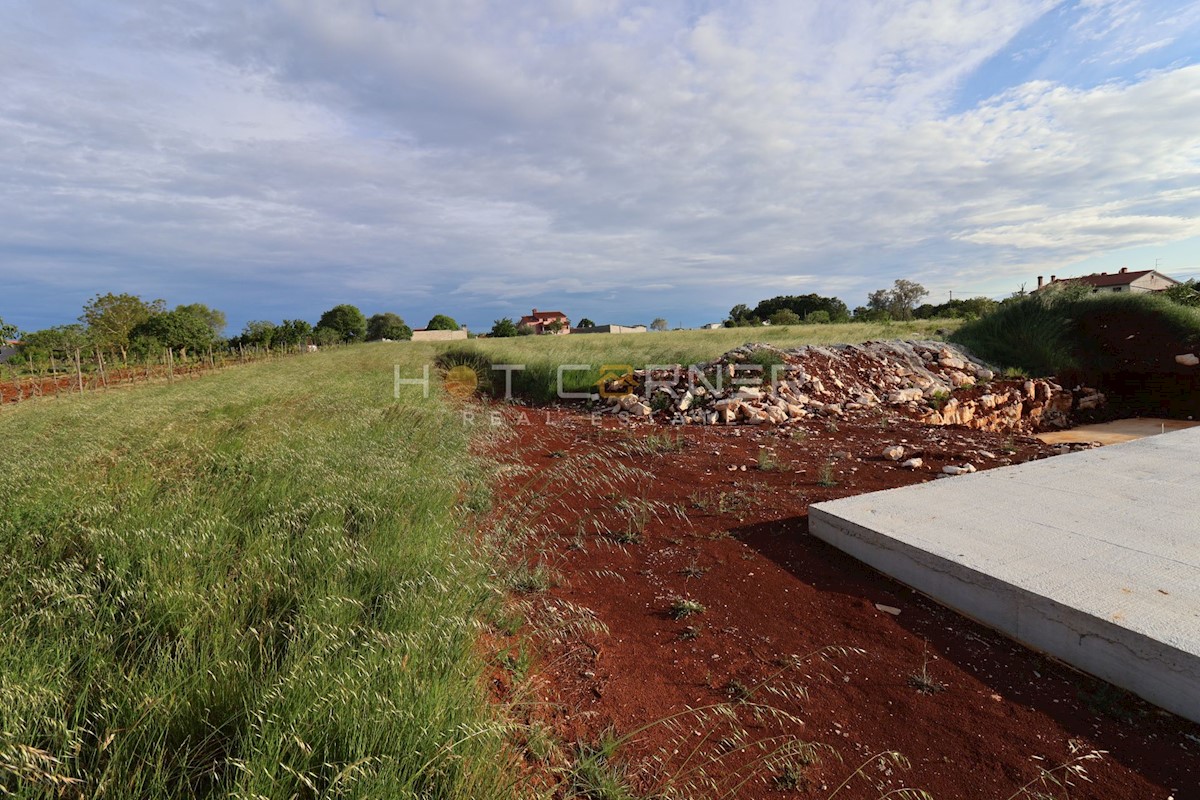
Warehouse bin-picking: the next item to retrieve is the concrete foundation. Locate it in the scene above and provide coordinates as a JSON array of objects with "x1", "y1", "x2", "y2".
[{"x1": 809, "y1": 426, "x2": 1200, "y2": 724}]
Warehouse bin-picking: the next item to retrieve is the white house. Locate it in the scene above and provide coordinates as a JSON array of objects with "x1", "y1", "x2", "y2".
[{"x1": 1036, "y1": 267, "x2": 1180, "y2": 294}]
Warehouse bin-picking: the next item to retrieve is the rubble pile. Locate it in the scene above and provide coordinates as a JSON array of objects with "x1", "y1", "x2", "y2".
[{"x1": 601, "y1": 340, "x2": 1104, "y2": 434}]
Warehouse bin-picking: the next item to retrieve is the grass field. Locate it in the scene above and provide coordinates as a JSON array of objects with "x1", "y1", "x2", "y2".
[{"x1": 0, "y1": 345, "x2": 520, "y2": 799}]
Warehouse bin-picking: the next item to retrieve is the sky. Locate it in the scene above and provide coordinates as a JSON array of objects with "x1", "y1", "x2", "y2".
[{"x1": 2, "y1": 0, "x2": 1199, "y2": 335}]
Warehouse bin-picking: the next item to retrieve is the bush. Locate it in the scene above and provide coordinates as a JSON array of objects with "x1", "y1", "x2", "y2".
[
  {"x1": 367, "y1": 312, "x2": 412, "y2": 341},
  {"x1": 426, "y1": 314, "x2": 460, "y2": 331},
  {"x1": 490, "y1": 318, "x2": 518, "y2": 338}
]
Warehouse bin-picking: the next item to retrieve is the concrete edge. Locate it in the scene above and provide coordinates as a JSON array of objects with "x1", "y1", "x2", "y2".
[{"x1": 809, "y1": 504, "x2": 1200, "y2": 724}]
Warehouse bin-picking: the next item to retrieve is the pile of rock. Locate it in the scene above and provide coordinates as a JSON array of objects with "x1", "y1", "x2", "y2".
[{"x1": 599, "y1": 341, "x2": 1103, "y2": 434}]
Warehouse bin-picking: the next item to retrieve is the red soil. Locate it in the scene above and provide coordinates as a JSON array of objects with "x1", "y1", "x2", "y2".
[{"x1": 485, "y1": 406, "x2": 1200, "y2": 800}]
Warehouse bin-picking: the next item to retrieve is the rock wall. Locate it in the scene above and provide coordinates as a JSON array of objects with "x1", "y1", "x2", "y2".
[{"x1": 598, "y1": 341, "x2": 1102, "y2": 434}]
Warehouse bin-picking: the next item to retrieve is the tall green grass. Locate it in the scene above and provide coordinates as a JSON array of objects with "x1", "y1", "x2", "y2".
[
  {"x1": 0, "y1": 345, "x2": 523, "y2": 798},
  {"x1": 951, "y1": 291, "x2": 1200, "y2": 377},
  {"x1": 456, "y1": 320, "x2": 962, "y2": 402}
]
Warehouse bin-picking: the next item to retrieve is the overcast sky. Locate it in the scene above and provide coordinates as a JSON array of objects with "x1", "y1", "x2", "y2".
[{"x1": 3, "y1": 0, "x2": 1199, "y2": 334}]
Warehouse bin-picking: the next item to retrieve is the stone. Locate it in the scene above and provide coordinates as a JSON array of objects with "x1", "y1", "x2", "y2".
[
  {"x1": 939, "y1": 357, "x2": 966, "y2": 370},
  {"x1": 882, "y1": 445, "x2": 905, "y2": 461},
  {"x1": 901, "y1": 458, "x2": 923, "y2": 469},
  {"x1": 734, "y1": 387, "x2": 763, "y2": 401},
  {"x1": 948, "y1": 370, "x2": 973, "y2": 388},
  {"x1": 875, "y1": 603, "x2": 901, "y2": 616},
  {"x1": 678, "y1": 391, "x2": 694, "y2": 411},
  {"x1": 1176, "y1": 353, "x2": 1200, "y2": 367},
  {"x1": 630, "y1": 402, "x2": 652, "y2": 416},
  {"x1": 888, "y1": 388, "x2": 924, "y2": 404}
]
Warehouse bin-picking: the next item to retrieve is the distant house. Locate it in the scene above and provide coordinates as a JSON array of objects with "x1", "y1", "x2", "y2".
[
  {"x1": 518, "y1": 308, "x2": 570, "y2": 335},
  {"x1": 1035, "y1": 267, "x2": 1180, "y2": 294},
  {"x1": 410, "y1": 329, "x2": 469, "y2": 342},
  {"x1": 702, "y1": 322, "x2": 723, "y2": 330},
  {"x1": 1, "y1": 340, "x2": 19, "y2": 363},
  {"x1": 570, "y1": 324, "x2": 646, "y2": 334}
]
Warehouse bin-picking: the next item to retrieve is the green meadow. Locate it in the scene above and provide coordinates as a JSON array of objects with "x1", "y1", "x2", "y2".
[{"x1": 0, "y1": 344, "x2": 516, "y2": 799}]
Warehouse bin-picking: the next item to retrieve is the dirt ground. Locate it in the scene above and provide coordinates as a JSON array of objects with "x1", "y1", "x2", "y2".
[{"x1": 484, "y1": 405, "x2": 1200, "y2": 800}]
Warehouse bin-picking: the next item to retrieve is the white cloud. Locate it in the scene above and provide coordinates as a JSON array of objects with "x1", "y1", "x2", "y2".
[{"x1": 1, "y1": 0, "x2": 1198, "y2": 331}]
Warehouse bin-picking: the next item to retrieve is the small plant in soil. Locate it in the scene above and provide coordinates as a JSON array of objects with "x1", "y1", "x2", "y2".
[
  {"x1": 680, "y1": 559, "x2": 707, "y2": 579},
  {"x1": 817, "y1": 459, "x2": 838, "y2": 487},
  {"x1": 824, "y1": 419, "x2": 840, "y2": 432},
  {"x1": 771, "y1": 748, "x2": 820, "y2": 792},
  {"x1": 756, "y1": 447, "x2": 781, "y2": 471},
  {"x1": 678, "y1": 625, "x2": 703, "y2": 641},
  {"x1": 929, "y1": 390, "x2": 951, "y2": 410},
  {"x1": 509, "y1": 561, "x2": 555, "y2": 594},
  {"x1": 724, "y1": 678, "x2": 753, "y2": 703},
  {"x1": 643, "y1": 430, "x2": 686, "y2": 452},
  {"x1": 569, "y1": 729, "x2": 638, "y2": 800},
  {"x1": 668, "y1": 597, "x2": 706, "y2": 620},
  {"x1": 908, "y1": 646, "x2": 947, "y2": 695},
  {"x1": 650, "y1": 390, "x2": 674, "y2": 414}
]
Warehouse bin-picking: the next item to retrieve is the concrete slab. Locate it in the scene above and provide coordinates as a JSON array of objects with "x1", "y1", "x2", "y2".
[
  {"x1": 809, "y1": 426, "x2": 1200, "y2": 724},
  {"x1": 1036, "y1": 417, "x2": 1200, "y2": 446}
]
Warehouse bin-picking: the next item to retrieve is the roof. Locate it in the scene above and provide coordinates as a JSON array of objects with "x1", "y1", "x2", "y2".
[
  {"x1": 523, "y1": 310, "x2": 568, "y2": 320},
  {"x1": 1048, "y1": 268, "x2": 1177, "y2": 289}
]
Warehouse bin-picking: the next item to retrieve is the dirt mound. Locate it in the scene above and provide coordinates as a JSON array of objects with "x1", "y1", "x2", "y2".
[{"x1": 597, "y1": 340, "x2": 1103, "y2": 435}]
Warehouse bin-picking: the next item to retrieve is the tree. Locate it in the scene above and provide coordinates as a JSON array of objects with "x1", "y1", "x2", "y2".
[
  {"x1": 490, "y1": 318, "x2": 519, "y2": 338},
  {"x1": 317, "y1": 304, "x2": 368, "y2": 343},
  {"x1": 546, "y1": 320, "x2": 565, "y2": 333},
  {"x1": 275, "y1": 319, "x2": 314, "y2": 347},
  {"x1": 752, "y1": 294, "x2": 851, "y2": 324},
  {"x1": 769, "y1": 309, "x2": 801, "y2": 326},
  {"x1": 1164, "y1": 279, "x2": 1200, "y2": 308},
  {"x1": 18, "y1": 325, "x2": 88, "y2": 364},
  {"x1": 174, "y1": 303, "x2": 227, "y2": 338},
  {"x1": 804, "y1": 310, "x2": 831, "y2": 324},
  {"x1": 867, "y1": 279, "x2": 928, "y2": 321},
  {"x1": 650, "y1": 317, "x2": 668, "y2": 331},
  {"x1": 426, "y1": 314, "x2": 459, "y2": 331},
  {"x1": 311, "y1": 326, "x2": 343, "y2": 346},
  {"x1": 728, "y1": 304, "x2": 753, "y2": 324},
  {"x1": 516, "y1": 324, "x2": 536, "y2": 336},
  {"x1": 131, "y1": 309, "x2": 215, "y2": 357},
  {"x1": 238, "y1": 321, "x2": 278, "y2": 349},
  {"x1": 0, "y1": 315, "x2": 16, "y2": 344},
  {"x1": 367, "y1": 312, "x2": 413, "y2": 341},
  {"x1": 577, "y1": 317, "x2": 595, "y2": 328},
  {"x1": 81, "y1": 293, "x2": 164, "y2": 361}
]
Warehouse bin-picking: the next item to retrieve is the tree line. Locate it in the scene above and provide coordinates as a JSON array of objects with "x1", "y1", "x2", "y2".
[
  {"x1": 726, "y1": 281, "x2": 1005, "y2": 326},
  {"x1": 2, "y1": 295, "x2": 464, "y2": 369}
]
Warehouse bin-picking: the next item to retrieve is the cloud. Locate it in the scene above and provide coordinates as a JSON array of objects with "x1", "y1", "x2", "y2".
[{"x1": 1, "y1": 0, "x2": 1198, "y2": 332}]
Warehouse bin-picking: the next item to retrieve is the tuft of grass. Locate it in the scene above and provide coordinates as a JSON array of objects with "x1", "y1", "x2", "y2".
[
  {"x1": 668, "y1": 597, "x2": 706, "y2": 620},
  {"x1": 908, "y1": 646, "x2": 947, "y2": 696},
  {"x1": 756, "y1": 447, "x2": 781, "y2": 471},
  {"x1": 569, "y1": 730, "x2": 638, "y2": 800},
  {"x1": 817, "y1": 459, "x2": 838, "y2": 487},
  {"x1": 509, "y1": 560, "x2": 556, "y2": 594}
]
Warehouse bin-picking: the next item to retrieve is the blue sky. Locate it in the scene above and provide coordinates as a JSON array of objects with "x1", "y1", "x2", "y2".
[{"x1": 2, "y1": 0, "x2": 1199, "y2": 335}]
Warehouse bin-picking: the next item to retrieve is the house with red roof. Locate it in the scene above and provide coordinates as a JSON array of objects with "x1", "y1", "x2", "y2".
[
  {"x1": 1035, "y1": 267, "x2": 1180, "y2": 294},
  {"x1": 518, "y1": 308, "x2": 570, "y2": 335}
]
